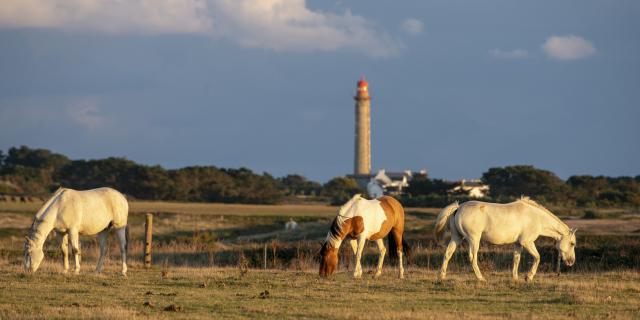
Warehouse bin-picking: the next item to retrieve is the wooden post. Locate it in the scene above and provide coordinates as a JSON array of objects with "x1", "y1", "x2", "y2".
[
  {"x1": 263, "y1": 243, "x2": 267, "y2": 270},
  {"x1": 144, "y1": 213, "x2": 153, "y2": 268},
  {"x1": 271, "y1": 241, "x2": 277, "y2": 268}
]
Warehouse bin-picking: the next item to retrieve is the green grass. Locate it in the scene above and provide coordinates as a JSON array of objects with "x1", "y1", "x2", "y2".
[{"x1": 0, "y1": 264, "x2": 639, "y2": 319}]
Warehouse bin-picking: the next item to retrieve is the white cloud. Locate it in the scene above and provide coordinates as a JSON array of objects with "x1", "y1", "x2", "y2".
[
  {"x1": 0, "y1": 0, "x2": 400, "y2": 57},
  {"x1": 0, "y1": 0, "x2": 212, "y2": 34},
  {"x1": 542, "y1": 35, "x2": 596, "y2": 60},
  {"x1": 489, "y1": 48, "x2": 529, "y2": 59},
  {"x1": 401, "y1": 18, "x2": 423, "y2": 35},
  {"x1": 67, "y1": 100, "x2": 106, "y2": 132},
  {"x1": 209, "y1": 0, "x2": 400, "y2": 57}
]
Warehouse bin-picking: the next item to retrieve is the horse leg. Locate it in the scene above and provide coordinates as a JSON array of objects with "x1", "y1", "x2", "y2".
[
  {"x1": 522, "y1": 242, "x2": 540, "y2": 282},
  {"x1": 392, "y1": 230, "x2": 405, "y2": 279},
  {"x1": 115, "y1": 227, "x2": 128, "y2": 276},
  {"x1": 349, "y1": 239, "x2": 357, "y2": 255},
  {"x1": 69, "y1": 230, "x2": 81, "y2": 275},
  {"x1": 468, "y1": 238, "x2": 485, "y2": 282},
  {"x1": 95, "y1": 229, "x2": 108, "y2": 274},
  {"x1": 353, "y1": 235, "x2": 366, "y2": 279},
  {"x1": 512, "y1": 244, "x2": 522, "y2": 281},
  {"x1": 439, "y1": 236, "x2": 460, "y2": 280},
  {"x1": 58, "y1": 232, "x2": 69, "y2": 273},
  {"x1": 374, "y1": 239, "x2": 386, "y2": 278},
  {"x1": 556, "y1": 249, "x2": 561, "y2": 276}
]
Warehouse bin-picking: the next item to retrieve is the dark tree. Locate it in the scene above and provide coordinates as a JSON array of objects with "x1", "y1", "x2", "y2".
[
  {"x1": 278, "y1": 174, "x2": 322, "y2": 196},
  {"x1": 322, "y1": 176, "x2": 363, "y2": 205},
  {"x1": 482, "y1": 165, "x2": 569, "y2": 203}
]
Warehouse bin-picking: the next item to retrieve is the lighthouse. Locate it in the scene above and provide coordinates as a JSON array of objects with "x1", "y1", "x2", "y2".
[{"x1": 353, "y1": 76, "x2": 371, "y2": 187}]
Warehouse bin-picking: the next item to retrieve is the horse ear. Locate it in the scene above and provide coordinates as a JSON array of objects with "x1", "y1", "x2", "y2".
[{"x1": 571, "y1": 228, "x2": 578, "y2": 234}]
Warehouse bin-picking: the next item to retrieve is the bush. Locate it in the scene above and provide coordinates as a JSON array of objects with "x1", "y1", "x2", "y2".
[{"x1": 582, "y1": 210, "x2": 600, "y2": 219}]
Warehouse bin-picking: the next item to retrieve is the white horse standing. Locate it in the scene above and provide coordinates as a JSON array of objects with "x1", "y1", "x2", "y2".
[
  {"x1": 434, "y1": 196, "x2": 576, "y2": 282},
  {"x1": 24, "y1": 187, "x2": 129, "y2": 275}
]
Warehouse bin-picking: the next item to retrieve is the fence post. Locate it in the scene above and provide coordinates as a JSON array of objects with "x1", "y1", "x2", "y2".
[
  {"x1": 263, "y1": 243, "x2": 267, "y2": 270},
  {"x1": 144, "y1": 213, "x2": 153, "y2": 268}
]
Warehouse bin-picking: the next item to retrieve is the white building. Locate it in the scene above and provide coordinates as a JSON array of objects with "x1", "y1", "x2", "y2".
[
  {"x1": 367, "y1": 169, "x2": 426, "y2": 198},
  {"x1": 450, "y1": 179, "x2": 490, "y2": 198}
]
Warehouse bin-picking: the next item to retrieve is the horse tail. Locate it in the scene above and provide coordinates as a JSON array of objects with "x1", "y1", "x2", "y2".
[
  {"x1": 402, "y1": 238, "x2": 412, "y2": 265},
  {"x1": 434, "y1": 201, "x2": 460, "y2": 244},
  {"x1": 388, "y1": 233, "x2": 398, "y2": 261}
]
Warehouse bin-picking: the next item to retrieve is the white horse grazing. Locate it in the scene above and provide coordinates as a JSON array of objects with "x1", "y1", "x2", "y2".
[
  {"x1": 434, "y1": 196, "x2": 576, "y2": 282},
  {"x1": 24, "y1": 187, "x2": 129, "y2": 275}
]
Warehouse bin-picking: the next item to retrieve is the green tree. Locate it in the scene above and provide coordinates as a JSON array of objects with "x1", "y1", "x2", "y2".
[
  {"x1": 482, "y1": 165, "x2": 569, "y2": 204},
  {"x1": 278, "y1": 174, "x2": 322, "y2": 196},
  {"x1": 568, "y1": 175, "x2": 640, "y2": 207},
  {"x1": 322, "y1": 176, "x2": 362, "y2": 205},
  {"x1": 405, "y1": 172, "x2": 456, "y2": 196},
  {"x1": 0, "y1": 146, "x2": 70, "y2": 194}
]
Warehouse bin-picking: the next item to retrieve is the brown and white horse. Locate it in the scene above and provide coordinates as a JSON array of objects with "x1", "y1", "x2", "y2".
[{"x1": 319, "y1": 194, "x2": 410, "y2": 278}]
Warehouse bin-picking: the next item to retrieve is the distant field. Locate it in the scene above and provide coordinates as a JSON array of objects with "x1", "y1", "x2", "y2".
[{"x1": 0, "y1": 199, "x2": 440, "y2": 217}]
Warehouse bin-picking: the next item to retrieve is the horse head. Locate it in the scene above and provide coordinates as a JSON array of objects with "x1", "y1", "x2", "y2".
[
  {"x1": 23, "y1": 236, "x2": 44, "y2": 273},
  {"x1": 318, "y1": 242, "x2": 338, "y2": 277},
  {"x1": 556, "y1": 228, "x2": 577, "y2": 267}
]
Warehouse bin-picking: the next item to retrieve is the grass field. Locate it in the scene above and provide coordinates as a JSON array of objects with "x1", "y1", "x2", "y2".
[
  {"x1": 0, "y1": 264, "x2": 638, "y2": 319},
  {"x1": 1, "y1": 200, "x2": 639, "y2": 319}
]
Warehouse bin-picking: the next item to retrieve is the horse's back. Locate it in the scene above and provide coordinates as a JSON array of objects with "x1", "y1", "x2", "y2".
[
  {"x1": 379, "y1": 196, "x2": 405, "y2": 222},
  {"x1": 59, "y1": 187, "x2": 128, "y2": 232},
  {"x1": 366, "y1": 196, "x2": 404, "y2": 240},
  {"x1": 457, "y1": 201, "x2": 537, "y2": 244}
]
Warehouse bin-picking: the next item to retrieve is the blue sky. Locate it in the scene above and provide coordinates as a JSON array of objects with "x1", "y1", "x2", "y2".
[{"x1": 0, "y1": 0, "x2": 638, "y2": 182}]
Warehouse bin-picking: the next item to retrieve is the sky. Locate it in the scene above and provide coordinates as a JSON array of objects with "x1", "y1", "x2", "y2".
[{"x1": 0, "y1": 0, "x2": 638, "y2": 182}]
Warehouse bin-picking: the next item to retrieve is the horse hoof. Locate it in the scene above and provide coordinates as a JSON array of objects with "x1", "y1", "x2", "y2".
[{"x1": 478, "y1": 278, "x2": 487, "y2": 283}]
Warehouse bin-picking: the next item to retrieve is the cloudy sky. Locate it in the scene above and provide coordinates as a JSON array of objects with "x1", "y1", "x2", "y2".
[{"x1": 0, "y1": 0, "x2": 638, "y2": 182}]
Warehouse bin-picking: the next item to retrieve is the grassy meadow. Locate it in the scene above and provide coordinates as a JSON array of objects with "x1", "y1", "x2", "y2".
[{"x1": 1, "y1": 199, "x2": 639, "y2": 319}]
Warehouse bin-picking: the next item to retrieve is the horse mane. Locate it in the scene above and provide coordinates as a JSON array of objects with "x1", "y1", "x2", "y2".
[
  {"x1": 517, "y1": 196, "x2": 568, "y2": 229},
  {"x1": 28, "y1": 188, "x2": 65, "y2": 241},
  {"x1": 338, "y1": 194, "x2": 362, "y2": 216},
  {"x1": 327, "y1": 194, "x2": 362, "y2": 246}
]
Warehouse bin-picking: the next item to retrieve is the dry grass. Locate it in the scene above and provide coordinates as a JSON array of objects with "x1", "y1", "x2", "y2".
[{"x1": 0, "y1": 263, "x2": 639, "y2": 319}]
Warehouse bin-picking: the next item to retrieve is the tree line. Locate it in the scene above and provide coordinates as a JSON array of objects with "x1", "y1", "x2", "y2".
[
  {"x1": 0, "y1": 146, "x2": 356, "y2": 204},
  {"x1": 1, "y1": 146, "x2": 638, "y2": 207},
  {"x1": 401, "y1": 165, "x2": 640, "y2": 208}
]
